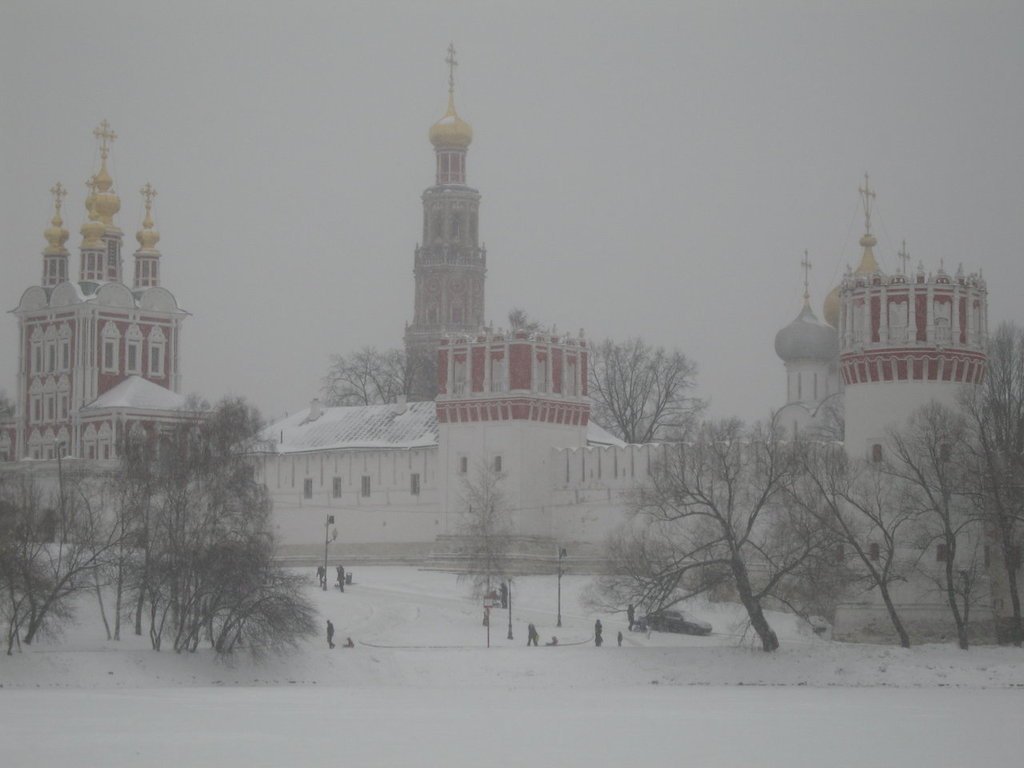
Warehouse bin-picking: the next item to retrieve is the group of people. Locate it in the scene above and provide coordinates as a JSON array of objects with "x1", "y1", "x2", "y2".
[{"x1": 316, "y1": 565, "x2": 348, "y2": 592}]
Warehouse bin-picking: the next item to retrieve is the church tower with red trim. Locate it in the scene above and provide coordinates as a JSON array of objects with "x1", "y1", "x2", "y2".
[{"x1": 404, "y1": 45, "x2": 487, "y2": 399}]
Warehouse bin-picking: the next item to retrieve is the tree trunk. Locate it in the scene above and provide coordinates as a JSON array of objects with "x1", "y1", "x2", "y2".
[
  {"x1": 732, "y1": 556, "x2": 779, "y2": 652},
  {"x1": 878, "y1": 582, "x2": 911, "y2": 648},
  {"x1": 94, "y1": 568, "x2": 112, "y2": 641},
  {"x1": 943, "y1": 538, "x2": 969, "y2": 650}
]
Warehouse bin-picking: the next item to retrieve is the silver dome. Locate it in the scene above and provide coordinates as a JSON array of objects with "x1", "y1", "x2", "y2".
[{"x1": 774, "y1": 303, "x2": 838, "y2": 363}]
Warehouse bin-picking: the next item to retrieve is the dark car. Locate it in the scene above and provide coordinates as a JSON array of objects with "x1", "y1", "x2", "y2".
[{"x1": 639, "y1": 609, "x2": 712, "y2": 636}]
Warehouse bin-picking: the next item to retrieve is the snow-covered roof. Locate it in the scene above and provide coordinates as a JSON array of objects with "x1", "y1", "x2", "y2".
[
  {"x1": 264, "y1": 401, "x2": 438, "y2": 454},
  {"x1": 264, "y1": 400, "x2": 624, "y2": 454},
  {"x1": 585, "y1": 421, "x2": 627, "y2": 448},
  {"x1": 81, "y1": 376, "x2": 188, "y2": 412}
]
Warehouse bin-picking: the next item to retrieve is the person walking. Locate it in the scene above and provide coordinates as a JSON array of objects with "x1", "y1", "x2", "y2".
[
  {"x1": 326, "y1": 619, "x2": 335, "y2": 649},
  {"x1": 336, "y1": 565, "x2": 345, "y2": 592},
  {"x1": 317, "y1": 565, "x2": 326, "y2": 588},
  {"x1": 594, "y1": 619, "x2": 603, "y2": 647},
  {"x1": 617, "y1": 630, "x2": 623, "y2": 647},
  {"x1": 627, "y1": 604, "x2": 635, "y2": 631},
  {"x1": 527, "y1": 623, "x2": 539, "y2": 646}
]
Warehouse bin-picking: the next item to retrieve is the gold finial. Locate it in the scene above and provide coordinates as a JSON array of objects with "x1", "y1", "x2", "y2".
[
  {"x1": 897, "y1": 240, "x2": 910, "y2": 274},
  {"x1": 44, "y1": 182, "x2": 70, "y2": 254},
  {"x1": 859, "y1": 173, "x2": 876, "y2": 236},
  {"x1": 853, "y1": 173, "x2": 880, "y2": 273},
  {"x1": 50, "y1": 181, "x2": 67, "y2": 218},
  {"x1": 429, "y1": 44, "x2": 473, "y2": 149},
  {"x1": 93, "y1": 119, "x2": 117, "y2": 161},
  {"x1": 136, "y1": 182, "x2": 160, "y2": 252},
  {"x1": 81, "y1": 177, "x2": 105, "y2": 247},
  {"x1": 446, "y1": 42, "x2": 458, "y2": 96},
  {"x1": 800, "y1": 250, "x2": 812, "y2": 305}
]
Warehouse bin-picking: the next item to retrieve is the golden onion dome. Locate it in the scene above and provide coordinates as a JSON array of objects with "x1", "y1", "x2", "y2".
[
  {"x1": 80, "y1": 180, "x2": 106, "y2": 248},
  {"x1": 136, "y1": 183, "x2": 160, "y2": 252},
  {"x1": 429, "y1": 93, "x2": 473, "y2": 149},
  {"x1": 43, "y1": 183, "x2": 70, "y2": 255},
  {"x1": 822, "y1": 285, "x2": 840, "y2": 328},
  {"x1": 92, "y1": 163, "x2": 121, "y2": 226}
]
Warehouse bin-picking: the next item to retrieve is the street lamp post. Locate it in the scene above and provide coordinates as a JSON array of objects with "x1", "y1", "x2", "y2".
[
  {"x1": 323, "y1": 514, "x2": 335, "y2": 591},
  {"x1": 557, "y1": 547, "x2": 567, "y2": 628},
  {"x1": 506, "y1": 579, "x2": 513, "y2": 640}
]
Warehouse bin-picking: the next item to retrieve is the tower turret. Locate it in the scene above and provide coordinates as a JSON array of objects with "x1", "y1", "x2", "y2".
[
  {"x1": 133, "y1": 183, "x2": 161, "y2": 288},
  {"x1": 42, "y1": 182, "x2": 70, "y2": 287},
  {"x1": 79, "y1": 120, "x2": 123, "y2": 283},
  {"x1": 836, "y1": 181, "x2": 988, "y2": 458}
]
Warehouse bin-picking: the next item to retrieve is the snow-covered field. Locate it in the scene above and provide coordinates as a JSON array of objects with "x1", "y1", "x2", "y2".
[{"x1": 2, "y1": 568, "x2": 1022, "y2": 767}]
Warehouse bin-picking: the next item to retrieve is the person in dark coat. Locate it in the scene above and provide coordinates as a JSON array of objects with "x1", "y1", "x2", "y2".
[
  {"x1": 617, "y1": 630, "x2": 623, "y2": 647},
  {"x1": 594, "y1": 619, "x2": 603, "y2": 647},
  {"x1": 326, "y1": 619, "x2": 335, "y2": 649},
  {"x1": 316, "y1": 565, "x2": 326, "y2": 588},
  {"x1": 627, "y1": 604, "x2": 635, "y2": 631},
  {"x1": 499, "y1": 582, "x2": 508, "y2": 609},
  {"x1": 527, "y1": 623, "x2": 539, "y2": 646},
  {"x1": 337, "y1": 565, "x2": 345, "y2": 592}
]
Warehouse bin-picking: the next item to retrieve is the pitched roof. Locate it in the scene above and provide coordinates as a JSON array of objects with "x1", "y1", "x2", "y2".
[
  {"x1": 263, "y1": 400, "x2": 623, "y2": 454},
  {"x1": 81, "y1": 376, "x2": 188, "y2": 412},
  {"x1": 263, "y1": 401, "x2": 438, "y2": 454}
]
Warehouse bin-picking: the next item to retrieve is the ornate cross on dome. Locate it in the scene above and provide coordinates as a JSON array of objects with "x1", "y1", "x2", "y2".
[
  {"x1": 93, "y1": 119, "x2": 117, "y2": 159},
  {"x1": 801, "y1": 250, "x2": 812, "y2": 303},
  {"x1": 897, "y1": 240, "x2": 910, "y2": 274},
  {"x1": 140, "y1": 182, "x2": 157, "y2": 212},
  {"x1": 859, "y1": 173, "x2": 876, "y2": 235},
  {"x1": 50, "y1": 182, "x2": 67, "y2": 216},
  {"x1": 446, "y1": 43, "x2": 458, "y2": 94}
]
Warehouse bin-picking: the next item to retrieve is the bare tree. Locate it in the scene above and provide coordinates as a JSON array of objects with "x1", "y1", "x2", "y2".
[
  {"x1": 0, "y1": 468, "x2": 121, "y2": 651},
  {"x1": 599, "y1": 418, "x2": 831, "y2": 652},
  {"x1": 128, "y1": 398, "x2": 317, "y2": 656},
  {"x1": 795, "y1": 443, "x2": 917, "y2": 647},
  {"x1": 507, "y1": 307, "x2": 542, "y2": 333},
  {"x1": 322, "y1": 346, "x2": 418, "y2": 406},
  {"x1": 886, "y1": 402, "x2": 981, "y2": 649},
  {"x1": 456, "y1": 462, "x2": 512, "y2": 596},
  {"x1": 961, "y1": 322, "x2": 1024, "y2": 645},
  {"x1": 588, "y1": 338, "x2": 703, "y2": 444}
]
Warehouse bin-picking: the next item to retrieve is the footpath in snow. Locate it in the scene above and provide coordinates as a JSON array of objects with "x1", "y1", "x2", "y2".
[{"x1": 2, "y1": 567, "x2": 1022, "y2": 768}]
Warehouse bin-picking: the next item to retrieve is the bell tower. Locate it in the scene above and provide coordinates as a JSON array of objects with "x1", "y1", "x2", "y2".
[{"x1": 404, "y1": 44, "x2": 487, "y2": 399}]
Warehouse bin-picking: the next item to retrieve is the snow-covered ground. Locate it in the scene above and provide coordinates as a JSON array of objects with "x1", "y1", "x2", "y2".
[{"x1": 2, "y1": 568, "x2": 1022, "y2": 767}]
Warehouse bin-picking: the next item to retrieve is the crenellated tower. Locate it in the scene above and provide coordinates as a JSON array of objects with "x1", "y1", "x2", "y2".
[
  {"x1": 834, "y1": 177, "x2": 988, "y2": 458},
  {"x1": 404, "y1": 45, "x2": 487, "y2": 399}
]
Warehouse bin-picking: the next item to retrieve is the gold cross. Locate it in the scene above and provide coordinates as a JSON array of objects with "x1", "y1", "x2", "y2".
[
  {"x1": 445, "y1": 43, "x2": 458, "y2": 94},
  {"x1": 93, "y1": 119, "x2": 117, "y2": 160},
  {"x1": 859, "y1": 172, "x2": 876, "y2": 235},
  {"x1": 897, "y1": 240, "x2": 910, "y2": 274},
  {"x1": 140, "y1": 182, "x2": 157, "y2": 212},
  {"x1": 50, "y1": 181, "x2": 67, "y2": 215},
  {"x1": 801, "y1": 250, "x2": 812, "y2": 302}
]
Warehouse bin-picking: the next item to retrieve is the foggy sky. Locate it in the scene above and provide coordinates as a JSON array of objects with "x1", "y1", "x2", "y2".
[{"x1": 2, "y1": 1, "x2": 1022, "y2": 425}]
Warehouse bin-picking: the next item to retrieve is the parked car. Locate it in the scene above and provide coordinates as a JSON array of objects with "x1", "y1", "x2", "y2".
[{"x1": 640, "y1": 609, "x2": 712, "y2": 636}]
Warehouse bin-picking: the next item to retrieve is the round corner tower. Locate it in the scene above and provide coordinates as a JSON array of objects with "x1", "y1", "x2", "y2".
[{"x1": 835, "y1": 184, "x2": 988, "y2": 458}]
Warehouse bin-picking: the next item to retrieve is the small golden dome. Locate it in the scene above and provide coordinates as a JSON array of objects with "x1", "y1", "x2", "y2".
[
  {"x1": 822, "y1": 285, "x2": 840, "y2": 327},
  {"x1": 429, "y1": 93, "x2": 473, "y2": 149},
  {"x1": 136, "y1": 183, "x2": 160, "y2": 252},
  {"x1": 81, "y1": 180, "x2": 106, "y2": 248},
  {"x1": 43, "y1": 182, "x2": 69, "y2": 255}
]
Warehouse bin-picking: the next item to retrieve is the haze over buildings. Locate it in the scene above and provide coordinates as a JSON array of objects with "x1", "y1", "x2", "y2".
[{"x1": 2, "y1": 1, "x2": 1022, "y2": 424}]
